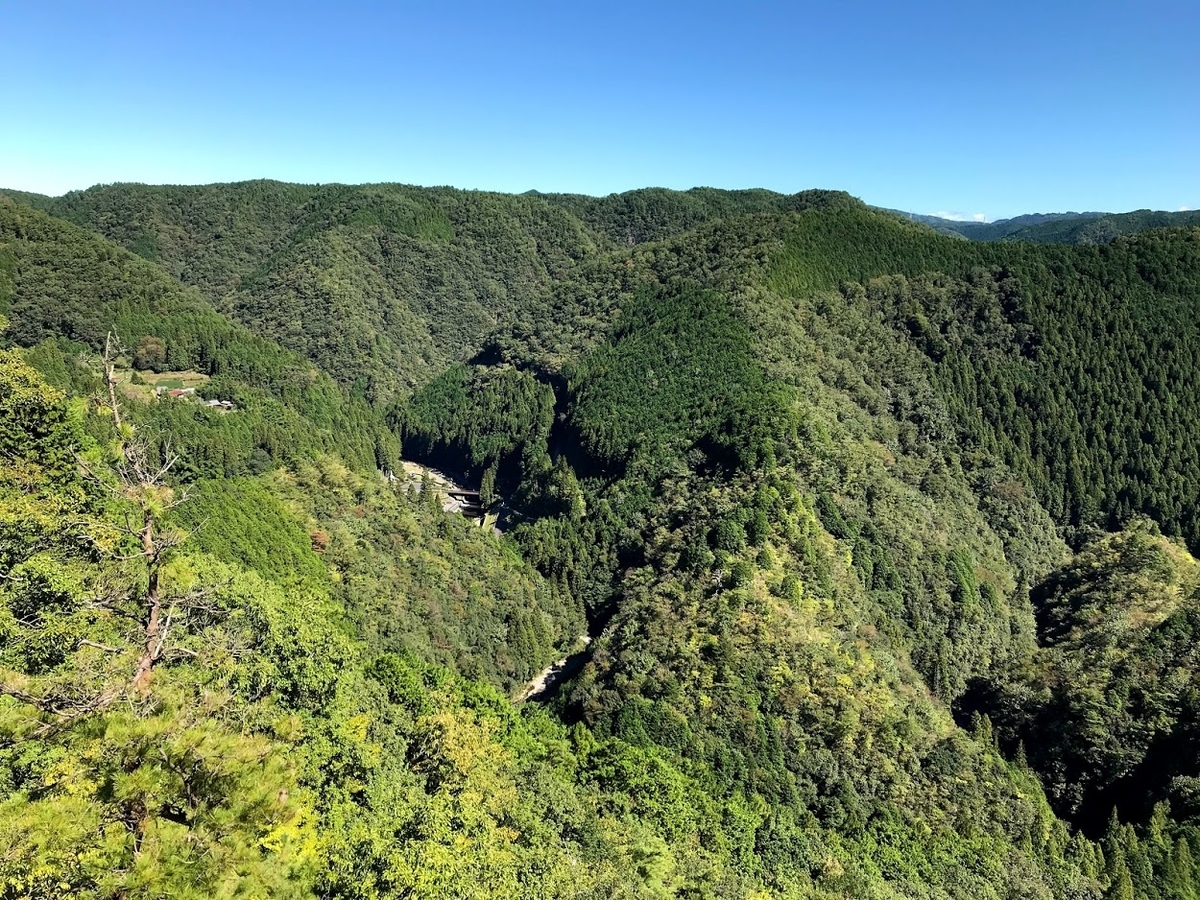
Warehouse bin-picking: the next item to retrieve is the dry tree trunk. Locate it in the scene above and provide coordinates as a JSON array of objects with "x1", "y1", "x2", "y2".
[{"x1": 101, "y1": 331, "x2": 181, "y2": 697}]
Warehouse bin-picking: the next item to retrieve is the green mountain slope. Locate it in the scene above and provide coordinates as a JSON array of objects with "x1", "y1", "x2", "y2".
[
  {"x1": 0, "y1": 188, "x2": 55, "y2": 211},
  {"x1": 0, "y1": 351, "x2": 777, "y2": 898},
  {"x1": 537, "y1": 186, "x2": 862, "y2": 245},
  {"x1": 964, "y1": 522, "x2": 1200, "y2": 831},
  {"x1": 2, "y1": 251, "x2": 1101, "y2": 900},
  {"x1": 5, "y1": 182, "x2": 1200, "y2": 898},
  {"x1": 883, "y1": 211, "x2": 1105, "y2": 241},
  {"x1": 763, "y1": 208, "x2": 1200, "y2": 549},
  {"x1": 0, "y1": 195, "x2": 396, "y2": 475},
  {"x1": 999, "y1": 209, "x2": 1200, "y2": 244},
  {"x1": 14, "y1": 182, "x2": 603, "y2": 400},
  {"x1": 0, "y1": 196, "x2": 585, "y2": 691},
  {"x1": 388, "y1": 196, "x2": 1200, "y2": 861}
]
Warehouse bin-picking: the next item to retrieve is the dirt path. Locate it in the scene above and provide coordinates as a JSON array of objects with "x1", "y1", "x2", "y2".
[
  {"x1": 518, "y1": 635, "x2": 592, "y2": 703},
  {"x1": 400, "y1": 460, "x2": 464, "y2": 510},
  {"x1": 400, "y1": 459, "x2": 508, "y2": 533}
]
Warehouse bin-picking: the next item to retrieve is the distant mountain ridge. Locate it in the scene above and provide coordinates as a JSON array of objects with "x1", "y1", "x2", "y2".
[
  {"x1": 887, "y1": 206, "x2": 1200, "y2": 243},
  {"x1": 5, "y1": 181, "x2": 1194, "y2": 248}
]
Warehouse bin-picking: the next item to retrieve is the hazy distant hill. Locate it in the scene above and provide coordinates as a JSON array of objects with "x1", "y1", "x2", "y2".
[
  {"x1": 1000, "y1": 207, "x2": 1200, "y2": 242},
  {"x1": 888, "y1": 206, "x2": 1200, "y2": 243}
]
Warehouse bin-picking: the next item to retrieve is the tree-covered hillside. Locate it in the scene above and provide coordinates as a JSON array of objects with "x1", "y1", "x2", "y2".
[
  {"x1": 4, "y1": 181, "x2": 1200, "y2": 898},
  {"x1": 884, "y1": 208, "x2": 1200, "y2": 244},
  {"x1": 963, "y1": 522, "x2": 1200, "y2": 833},
  {"x1": 995, "y1": 209, "x2": 1200, "y2": 244},
  {"x1": 0, "y1": 196, "x2": 395, "y2": 474},
  {"x1": 536, "y1": 186, "x2": 861, "y2": 246},
  {"x1": 760, "y1": 207, "x2": 1200, "y2": 550},
  {"x1": 10, "y1": 182, "x2": 602, "y2": 400}
]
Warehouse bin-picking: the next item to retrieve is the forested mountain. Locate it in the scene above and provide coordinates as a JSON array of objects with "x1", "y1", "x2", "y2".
[
  {"x1": 8, "y1": 181, "x2": 1192, "y2": 401},
  {"x1": 891, "y1": 208, "x2": 1200, "y2": 244},
  {"x1": 994, "y1": 209, "x2": 1200, "y2": 244},
  {"x1": 6, "y1": 182, "x2": 602, "y2": 401},
  {"x1": 534, "y1": 186, "x2": 861, "y2": 245},
  {"x1": 884, "y1": 211, "x2": 1105, "y2": 240},
  {"x1": 3, "y1": 180, "x2": 1200, "y2": 898},
  {"x1": 0, "y1": 196, "x2": 397, "y2": 474}
]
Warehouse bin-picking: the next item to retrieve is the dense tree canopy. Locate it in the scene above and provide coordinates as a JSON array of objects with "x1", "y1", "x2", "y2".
[{"x1": 3, "y1": 180, "x2": 1200, "y2": 898}]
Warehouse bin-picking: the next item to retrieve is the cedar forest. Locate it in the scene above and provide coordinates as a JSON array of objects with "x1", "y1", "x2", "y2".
[{"x1": 2, "y1": 181, "x2": 1200, "y2": 899}]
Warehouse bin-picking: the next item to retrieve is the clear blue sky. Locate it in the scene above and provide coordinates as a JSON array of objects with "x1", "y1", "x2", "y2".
[{"x1": 3, "y1": 0, "x2": 1196, "y2": 220}]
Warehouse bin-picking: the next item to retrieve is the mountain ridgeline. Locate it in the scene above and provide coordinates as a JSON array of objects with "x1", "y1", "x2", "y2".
[
  {"x1": 2, "y1": 181, "x2": 1200, "y2": 899},
  {"x1": 888, "y1": 208, "x2": 1200, "y2": 243}
]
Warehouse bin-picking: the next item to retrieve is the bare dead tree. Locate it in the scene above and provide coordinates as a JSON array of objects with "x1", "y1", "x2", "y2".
[
  {"x1": 97, "y1": 331, "x2": 192, "y2": 696},
  {"x1": 1, "y1": 332, "x2": 199, "y2": 734}
]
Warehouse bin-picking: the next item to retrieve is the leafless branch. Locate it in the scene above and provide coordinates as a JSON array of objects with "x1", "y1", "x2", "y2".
[
  {"x1": 103, "y1": 331, "x2": 125, "y2": 430},
  {"x1": 0, "y1": 678, "x2": 121, "y2": 726},
  {"x1": 78, "y1": 639, "x2": 123, "y2": 654},
  {"x1": 152, "y1": 606, "x2": 175, "y2": 663},
  {"x1": 0, "y1": 683, "x2": 73, "y2": 717}
]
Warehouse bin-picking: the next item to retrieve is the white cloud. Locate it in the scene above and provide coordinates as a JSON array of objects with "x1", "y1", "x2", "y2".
[
  {"x1": 1178, "y1": 205, "x2": 1194, "y2": 212},
  {"x1": 930, "y1": 211, "x2": 990, "y2": 223}
]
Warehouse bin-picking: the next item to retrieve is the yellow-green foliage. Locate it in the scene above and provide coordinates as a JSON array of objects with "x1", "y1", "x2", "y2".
[{"x1": 267, "y1": 458, "x2": 585, "y2": 692}]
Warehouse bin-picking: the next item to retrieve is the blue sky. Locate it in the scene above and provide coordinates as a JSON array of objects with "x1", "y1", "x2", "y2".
[{"x1": 2, "y1": 0, "x2": 1196, "y2": 220}]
